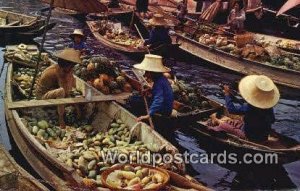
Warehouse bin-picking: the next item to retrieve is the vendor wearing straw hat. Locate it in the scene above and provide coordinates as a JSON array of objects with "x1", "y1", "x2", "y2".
[
  {"x1": 36, "y1": 48, "x2": 81, "y2": 128},
  {"x1": 134, "y1": 54, "x2": 174, "y2": 122},
  {"x1": 211, "y1": 75, "x2": 279, "y2": 142},
  {"x1": 69, "y1": 29, "x2": 89, "y2": 55},
  {"x1": 144, "y1": 14, "x2": 172, "y2": 49}
]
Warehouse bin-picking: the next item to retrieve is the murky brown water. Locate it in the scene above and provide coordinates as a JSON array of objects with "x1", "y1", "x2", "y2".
[{"x1": 0, "y1": 0, "x2": 300, "y2": 190}]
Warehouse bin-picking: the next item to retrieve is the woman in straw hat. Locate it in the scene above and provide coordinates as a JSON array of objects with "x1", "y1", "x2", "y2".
[
  {"x1": 36, "y1": 48, "x2": 82, "y2": 128},
  {"x1": 211, "y1": 75, "x2": 279, "y2": 142},
  {"x1": 144, "y1": 14, "x2": 172, "y2": 49},
  {"x1": 69, "y1": 29, "x2": 89, "y2": 55},
  {"x1": 134, "y1": 54, "x2": 174, "y2": 123}
]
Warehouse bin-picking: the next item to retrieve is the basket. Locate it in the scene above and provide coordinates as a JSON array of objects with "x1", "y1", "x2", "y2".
[{"x1": 101, "y1": 163, "x2": 170, "y2": 191}]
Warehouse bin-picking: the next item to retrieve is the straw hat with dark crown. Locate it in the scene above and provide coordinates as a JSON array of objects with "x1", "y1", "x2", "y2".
[
  {"x1": 238, "y1": 75, "x2": 280, "y2": 109},
  {"x1": 56, "y1": 48, "x2": 82, "y2": 65},
  {"x1": 149, "y1": 14, "x2": 169, "y2": 26},
  {"x1": 69, "y1": 29, "x2": 85, "y2": 40},
  {"x1": 133, "y1": 54, "x2": 171, "y2": 73}
]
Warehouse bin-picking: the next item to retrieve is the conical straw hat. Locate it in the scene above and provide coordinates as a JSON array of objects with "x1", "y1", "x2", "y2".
[
  {"x1": 133, "y1": 54, "x2": 171, "y2": 73},
  {"x1": 238, "y1": 75, "x2": 280, "y2": 109},
  {"x1": 149, "y1": 14, "x2": 169, "y2": 26},
  {"x1": 69, "y1": 29, "x2": 84, "y2": 39},
  {"x1": 56, "y1": 48, "x2": 82, "y2": 65}
]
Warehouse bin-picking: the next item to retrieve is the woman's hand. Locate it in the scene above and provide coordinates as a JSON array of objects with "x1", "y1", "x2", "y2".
[{"x1": 136, "y1": 115, "x2": 150, "y2": 122}]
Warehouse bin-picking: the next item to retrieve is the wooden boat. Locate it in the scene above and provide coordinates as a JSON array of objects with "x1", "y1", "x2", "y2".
[
  {"x1": 123, "y1": 69, "x2": 223, "y2": 128},
  {"x1": 171, "y1": 28, "x2": 300, "y2": 94},
  {"x1": 86, "y1": 20, "x2": 147, "y2": 55},
  {"x1": 87, "y1": 20, "x2": 175, "y2": 56},
  {"x1": 195, "y1": 107, "x2": 300, "y2": 164},
  {"x1": 0, "y1": 144, "x2": 49, "y2": 191},
  {"x1": 5, "y1": 55, "x2": 209, "y2": 190},
  {"x1": 0, "y1": 10, "x2": 45, "y2": 35}
]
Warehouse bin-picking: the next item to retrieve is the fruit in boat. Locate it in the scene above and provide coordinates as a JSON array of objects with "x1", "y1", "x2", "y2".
[
  {"x1": 108, "y1": 81, "x2": 119, "y2": 90},
  {"x1": 101, "y1": 86, "x2": 110, "y2": 94},
  {"x1": 37, "y1": 120, "x2": 49, "y2": 129},
  {"x1": 87, "y1": 62, "x2": 95, "y2": 72},
  {"x1": 99, "y1": 74, "x2": 110, "y2": 84},
  {"x1": 93, "y1": 78, "x2": 104, "y2": 90},
  {"x1": 116, "y1": 76, "x2": 126, "y2": 85}
]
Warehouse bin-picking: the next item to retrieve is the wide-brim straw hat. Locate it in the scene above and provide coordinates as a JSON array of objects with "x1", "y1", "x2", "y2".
[
  {"x1": 56, "y1": 48, "x2": 82, "y2": 65},
  {"x1": 69, "y1": 29, "x2": 85, "y2": 39},
  {"x1": 133, "y1": 54, "x2": 171, "y2": 73},
  {"x1": 149, "y1": 14, "x2": 170, "y2": 26},
  {"x1": 238, "y1": 75, "x2": 280, "y2": 109}
]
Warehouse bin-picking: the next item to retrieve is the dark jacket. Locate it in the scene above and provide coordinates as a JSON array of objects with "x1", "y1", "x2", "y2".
[
  {"x1": 225, "y1": 95, "x2": 275, "y2": 141},
  {"x1": 149, "y1": 76, "x2": 174, "y2": 116},
  {"x1": 144, "y1": 27, "x2": 172, "y2": 48}
]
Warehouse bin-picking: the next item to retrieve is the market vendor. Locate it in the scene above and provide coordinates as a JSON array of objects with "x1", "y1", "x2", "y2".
[
  {"x1": 144, "y1": 14, "x2": 172, "y2": 49},
  {"x1": 211, "y1": 75, "x2": 279, "y2": 142},
  {"x1": 69, "y1": 29, "x2": 89, "y2": 55},
  {"x1": 227, "y1": 0, "x2": 246, "y2": 33},
  {"x1": 177, "y1": 0, "x2": 188, "y2": 26},
  {"x1": 36, "y1": 48, "x2": 81, "y2": 129},
  {"x1": 134, "y1": 54, "x2": 174, "y2": 122},
  {"x1": 136, "y1": 0, "x2": 149, "y2": 18}
]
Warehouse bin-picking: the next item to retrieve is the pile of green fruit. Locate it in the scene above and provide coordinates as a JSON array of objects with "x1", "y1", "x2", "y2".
[{"x1": 22, "y1": 109, "x2": 178, "y2": 188}]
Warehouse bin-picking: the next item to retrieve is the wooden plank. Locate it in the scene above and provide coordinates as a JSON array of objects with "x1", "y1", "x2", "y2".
[{"x1": 7, "y1": 94, "x2": 131, "y2": 109}]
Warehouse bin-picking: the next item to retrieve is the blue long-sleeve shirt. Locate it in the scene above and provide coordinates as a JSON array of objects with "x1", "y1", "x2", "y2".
[
  {"x1": 144, "y1": 27, "x2": 172, "y2": 47},
  {"x1": 149, "y1": 76, "x2": 174, "y2": 116},
  {"x1": 225, "y1": 95, "x2": 275, "y2": 141},
  {"x1": 69, "y1": 41, "x2": 89, "y2": 52}
]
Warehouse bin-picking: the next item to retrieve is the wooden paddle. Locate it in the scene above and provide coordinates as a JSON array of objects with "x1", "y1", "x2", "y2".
[
  {"x1": 132, "y1": 68, "x2": 155, "y2": 129},
  {"x1": 7, "y1": 94, "x2": 130, "y2": 109},
  {"x1": 134, "y1": 24, "x2": 151, "y2": 54},
  {"x1": 167, "y1": 170, "x2": 213, "y2": 191}
]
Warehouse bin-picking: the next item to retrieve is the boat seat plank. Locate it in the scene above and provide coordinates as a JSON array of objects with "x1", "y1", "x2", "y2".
[
  {"x1": 7, "y1": 94, "x2": 131, "y2": 109},
  {"x1": 6, "y1": 20, "x2": 20, "y2": 26}
]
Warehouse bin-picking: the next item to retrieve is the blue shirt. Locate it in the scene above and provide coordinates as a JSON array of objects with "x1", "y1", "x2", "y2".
[
  {"x1": 225, "y1": 95, "x2": 275, "y2": 141},
  {"x1": 149, "y1": 76, "x2": 174, "y2": 116},
  {"x1": 145, "y1": 27, "x2": 172, "y2": 47},
  {"x1": 69, "y1": 41, "x2": 88, "y2": 51}
]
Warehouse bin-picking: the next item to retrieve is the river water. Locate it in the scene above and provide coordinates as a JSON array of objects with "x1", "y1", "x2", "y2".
[{"x1": 0, "y1": 0, "x2": 300, "y2": 190}]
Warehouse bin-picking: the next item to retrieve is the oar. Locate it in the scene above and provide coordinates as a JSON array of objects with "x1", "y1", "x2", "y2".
[
  {"x1": 132, "y1": 68, "x2": 155, "y2": 129},
  {"x1": 134, "y1": 24, "x2": 150, "y2": 54}
]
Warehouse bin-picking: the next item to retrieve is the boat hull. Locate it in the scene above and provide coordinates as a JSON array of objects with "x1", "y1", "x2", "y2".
[{"x1": 172, "y1": 33, "x2": 300, "y2": 96}]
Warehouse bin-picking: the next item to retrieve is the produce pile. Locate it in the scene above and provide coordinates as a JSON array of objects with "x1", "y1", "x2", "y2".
[
  {"x1": 276, "y1": 39, "x2": 300, "y2": 50},
  {"x1": 21, "y1": 107, "x2": 180, "y2": 189},
  {"x1": 91, "y1": 20, "x2": 143, "y2": 48},
  {"x1": 4, "y1": 44, "x2": 50, "y2": 67},
  {"x1": 13, "y1": 64, "x2": 50, "y2": 99},
  {"x1": 195, "y1": 33, "x2": 300, "y2": 71},
  {"x1": 164, "y1": 73, "x2": 212, "y2": 111},
  {"x1": 104, "y1": 164, "x2": 168, "y2": 190},
  {"x1": 74, "y1": 56, "x2": 133, "y2": 95}
]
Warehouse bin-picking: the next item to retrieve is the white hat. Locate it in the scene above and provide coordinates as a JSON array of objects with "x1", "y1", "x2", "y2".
[
  {"x1": 56, "y1": 48, "x2": 82, "y2": 65},
  {"x1": 239, "y1": 75, "x2": 280, "y2": 109},
  {"x1": 69, "y1": 29, "x2": 84, "y2": 39},
  {"x1": 133, "y1": 54, "x2": 171, "y2": 73}
]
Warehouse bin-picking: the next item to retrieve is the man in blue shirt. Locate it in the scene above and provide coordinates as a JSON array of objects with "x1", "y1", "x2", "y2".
[
  {"x1": 144, "y1": 14, "x2": 172, "y2": 49},
  {"x1": 211, "y1": 75, "x2": 279, "y2": 142},
  {"x1": 69, "y1": 29, "x2": 89, "y2": 55},
  {"x1": 134, "y1": 54, "x2": 174, "y2": 122}
]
